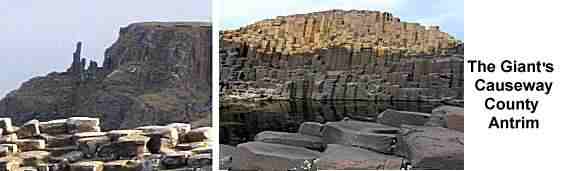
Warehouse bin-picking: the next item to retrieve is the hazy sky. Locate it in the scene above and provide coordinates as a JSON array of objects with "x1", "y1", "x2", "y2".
[
  {"x1": 219, "y1": 0, "x2": 464, "y2": 40},
  {"x1": 0, "y1": 0, "x2": 211, "y2": 98}
]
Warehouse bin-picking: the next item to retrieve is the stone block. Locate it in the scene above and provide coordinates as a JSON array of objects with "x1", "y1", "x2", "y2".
[
  {"x1": 69, "y1": 161, "x2": 104, "y2": 171},
  {"x1": 254, "y1": 131, "x2": 325, "y2": 151},
  {"x1": 17, "y1": 120, "x2": 41, "y2": 138},
  {"x1": 18, "y1": 151, "x2": 50, "y2": 166},
  {"x1": 298, "y1": 122, "x2": 323, "y2": 137},
  {"x1": 166, "y1": 123, "x2": 191, "y2": 135},
  {"x1": 39, "y1": 119, "x2": 67, "y2": 135},
  {"x1": 316, "y1": 144, "x2": 403, "y2": 170},
  {"x1": 179, "y1": 127, "x2": 211, "y2": 143},
  {"x1": 15, "y1": 139, "x2": 45, "y2": 151},
  {"x1": 232, "y1": 142, "x2": 320, "y2": 171},
  {"x1": 103, "y1": 160, "x2": 142, "y2": 171},
  {"x1": 136, "y1": 126, "x2": 178, "y2": 147},
  {"x1": 377, "y1": 109, "x2": 431, "y2": 127},
  {"x1": 66, "y1": 117, "x2": 100, "y2": 134},
  {"x1": 322, "y1": 120, "x2": 400, "y2": 154},
  {"x1": 0, "y1": 118, "x2": 15, "y2": 133}
]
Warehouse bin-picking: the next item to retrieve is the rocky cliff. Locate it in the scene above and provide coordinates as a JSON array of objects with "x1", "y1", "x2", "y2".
[
  {"x1": 220, "y1": 10, "x2": 463, "y2": 102},
  {"x1": 0, "y1": 22, "x2": 212, "y2": 130}
]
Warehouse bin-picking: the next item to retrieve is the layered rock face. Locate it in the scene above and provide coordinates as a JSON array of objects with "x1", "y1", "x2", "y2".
[
  {"x1": 220, "y1": 10, "x2": 463, "y2": 102},
  {"x1": 0, "y1": 22, "x2": 212, "y2": 130},
  {"x1": 0, "y1": 117, "x2": 212, "y2": 170}
]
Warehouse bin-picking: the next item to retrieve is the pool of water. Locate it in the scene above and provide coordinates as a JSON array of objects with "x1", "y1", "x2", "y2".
[{"x1": 220, "y1": 100, "x2": 442, "y2": 145}]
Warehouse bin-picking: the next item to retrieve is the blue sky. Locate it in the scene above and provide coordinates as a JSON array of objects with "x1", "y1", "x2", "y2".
[
  {"x1": 219, "y1": 0, "x2": 464, "y2": 40},
  {"x1": 0, "y1": 0, "x2": 211, "y2": 98}
]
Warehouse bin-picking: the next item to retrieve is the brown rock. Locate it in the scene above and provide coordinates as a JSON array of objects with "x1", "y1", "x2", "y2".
[{"x1": 180, "y1": 127, "x2": 211, "y2": 143}]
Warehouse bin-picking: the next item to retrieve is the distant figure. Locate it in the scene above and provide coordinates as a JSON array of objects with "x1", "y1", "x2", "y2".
[{"x1": 147, "y1": 134, "x2": 163, "y2": 154}]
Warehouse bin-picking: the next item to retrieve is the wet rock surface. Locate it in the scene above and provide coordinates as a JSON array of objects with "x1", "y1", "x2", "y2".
[{"x1": 0, "y1": 117, "x2": 212, "y2": 170}]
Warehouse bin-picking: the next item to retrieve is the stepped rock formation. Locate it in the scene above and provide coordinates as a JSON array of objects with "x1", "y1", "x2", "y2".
[
  {"x1": 0, "y1": 22, "x2": 212, "y2": 130},
  {"x1": 220, "y1": 10, "x2": 464, "y2": 102}
]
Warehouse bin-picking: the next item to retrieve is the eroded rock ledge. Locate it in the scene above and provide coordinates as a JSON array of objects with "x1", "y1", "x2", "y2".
[{"x1": 0, "y1": 117, "x2": 212, "y2": 171}]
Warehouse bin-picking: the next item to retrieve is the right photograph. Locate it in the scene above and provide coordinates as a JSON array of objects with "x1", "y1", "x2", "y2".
[{"x1": 219, "y1": 1, "x2": 464, "y2": 170}]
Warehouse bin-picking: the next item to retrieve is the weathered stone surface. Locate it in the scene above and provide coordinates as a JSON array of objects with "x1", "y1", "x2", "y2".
[
  {"x1": 180, "y1": 127, "x2": 211, "y2": 143},
  {"x1": 39, "y1": 119, "x2": 67, "y2": 135},
  {"x1": 161, "y1": 151, "x2": 191, "y2": 169},
  {"x1": 15, "y1": 139, "x2": 45, "y2": 151},
  {"x1": 97, "y1": 135, "x2": 148, "y2": 160},
  {"x1": 377, "y1": 109, "x2": 431, "y2": 127},
  {"x1": 396, "y1": 126, "x2": 464, "y2": 170},
  {"x1": 137, "y1": 126, "x2": 179, "y2": 147},
  {"x1": 76, "y1": 136, "x2": 110, "y2": 158},
  {"x1": 18, "y1": 151, "x2": 50, "y2": 166},
  {"x1": 103, "y1": 160, "x2": 142, "y2": 171},
  {"x1": 40, "y1": 134, "x2": 74, "y2": 148},
  {"x1": 106, "y1": 130, "x2": 143, "y2": 141},
  {"x1": 219, "y1": 144, "x2": 237, "y2": 170},
  {"x1": 69, "y1": 161, "x2": 104, "y2": 171},
  {"x1": 232, "y1": 142, "x2": 320, "y2": 171},
  {"x1": 49, "y1": 151, "x2": 83, "y2": 163},
  {"x1": 432, "y1": 105, "x2": 464, "y2": 132},
  {"x1": 254, "y1": 131, "x2": 325, "y2": 151},
  {"x1": 0, "y1": 156, "x2": 22, "y2": 171},
  {"x1": 0, "y1": 134, "x2": 17, "y2": 144},
  {"x1": 175, "y1": 142, "x2": 207, "y2": 151},
  {"x1": 67, "y1": 117, "x2": 100, "y2": 133},
  {"x1": 297, "y1": 122, "x2": 323, "y2": 137},
  {"x1": 316, "y1": 144, "x2": 403, "y2": 170},
  {"x1": 16, "y1": 120, "x2": 40, "y2": 138},
  {"x1": 0, "y1": 144, "x2": 17, "y2": 157},
  {"x1": 187, "y1": 153, "x2": 212, "y2": 168},
  {"x1": 322, "y1": 120, "x2": 400, "y2": 153}
]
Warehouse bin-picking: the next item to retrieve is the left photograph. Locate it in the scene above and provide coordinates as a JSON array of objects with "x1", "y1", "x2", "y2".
[{"x1": 0, "y1": 1, "x2": 211, "y2": 170}]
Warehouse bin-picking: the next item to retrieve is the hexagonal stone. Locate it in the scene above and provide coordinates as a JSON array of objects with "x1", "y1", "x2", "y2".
[
  {"x1": 322, "y1": 120, "x2": 400, "y2": 153},
  {"x1": 316, "y1": 144, "x2": 403, "y2": 170},
  {"x1": 15, "y1": 139, "x2": 45, "y2": 151},
  {"x1": 17, "y1": 120, "x2": 41, "y2": 138},
  {"x1": 396, "y1": 126, "x2": 464, "y2": 170},
  {"x1": 254, "y1": 131, "x2": 325, "y2": 151},
  {"x1": 298, "y1": 122, "x2": 324, "y2": 137},
  {"x1": 377, "y1": 109, "x2": 431, "y2": 127},
  {"x1": 69, "y1": 161, "x2": 103, "y2": 171},
  {"x1": 232, "y1": 142, "x2": 320, "y2": 171}
]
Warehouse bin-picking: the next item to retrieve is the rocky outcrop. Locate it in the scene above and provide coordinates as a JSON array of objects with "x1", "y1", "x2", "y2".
[
  {"x1": 220, "y1": 10, "x2": 463, "y2": 102},
  {"x1": 0, "y1": 22, "x2": 212, "y2": 130},
  {"x1": 0, "y1": 117, "x2": 212, "y2": 170}
]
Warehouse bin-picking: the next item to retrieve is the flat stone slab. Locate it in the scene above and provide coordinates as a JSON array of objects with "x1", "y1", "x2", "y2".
[
  {"x1": 316, "y1": 144, "x2": 403, "y2": 170},
  {"x1": 18, "y1": 151, "x2": 50, "y2": 166},
  {"x1": 17, "y1": 120, "x2": 40, "y2": 138},
  {"x1": 69, "y1": 161, "x2": 104, "y2": 171},
  {"x1": 255, "y1": 131, "x2": 325, "y2": 151},
  {"x1": 15, "y1": 139, "x2": 45, "y2": 151},
  {"x1": 232, "y1": 142, "x2": 320, "y2": 171},
  {"x1": 103, "y1": 160, "x2": 142, "y2": 171},
  {"x1": 39, "y1": 119, "x2": 68, "y2": 135},
  {"x1": 397, "y1": 126, "x2": 464, "y2": 170},
  {"x1": 377, "y1": 109, "x2": 431, "y2": 127},
  {"x1": 322, "y1": 120, "x2": 400, "y2": 153},
  {"x1": 67, "y1": 117, "x2": 100, "y2": 133}
]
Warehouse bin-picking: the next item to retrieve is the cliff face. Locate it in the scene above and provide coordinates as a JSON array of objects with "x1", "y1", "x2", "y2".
[
  {"x1": 0, "y1": 22, "x2": 212, "y2": 129},
  {"x1": 220, "y1": 10, "x2": 463, "y2": 102}
]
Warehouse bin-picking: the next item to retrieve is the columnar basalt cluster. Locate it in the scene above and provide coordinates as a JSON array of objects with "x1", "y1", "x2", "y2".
[
  {"x1": 0, "y1": 117, "x2": 212, "y2": 171},
  {"x1": 220, "y1": 105, "x2": 464, "y2": 170},
  {"x1": 220, "y1": 10, "x2": 463, "y2": 102}
]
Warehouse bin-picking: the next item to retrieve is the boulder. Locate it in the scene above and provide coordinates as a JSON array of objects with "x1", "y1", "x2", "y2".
[
  {"x1": 69, "y1": 161, "x2": 104, "y2": 171},
  {"x1": 322, "y1": 120, "x2": 400, "y2": 153},
  {"x1": 377, "y1": 109, "x2": 431, "y2": 127},
  {"x1": 254, "y1": 131, "x2": 325, "y2": 151},
  {"x1": 180, "y1": 127, "x2": 211, "y2": 143},
  {"x1": 15, "y1": 139, "x2": 45, "y2": 151},
  {"x1": 0, "y1": 118, "x2": 15, "y2": 133},
  {"x1": 432, "y1": 105, "x2": 464, "y2": 132},
  {"x1": 66, "y1": 117, "x2": 100, "y2": 134},
  {"x1": 316, "y1": 144, "x2": 403, "y2": 170},
  {"x1": 16, "y1": 120, "x2": 41, "y2": 138},
  {"x1": 103, "y1": 160, "x2": 142, "y2": 171},
  {"x1": 232, "y1": 142, "x2": 320, "y2": 171},
  {"x1": 39, "y1": 119, "x2": 68, "y2": 135},
  {"x1": 297, "y1": 122, "x2": 323, "y2": 137},
  {"x1": 396, "y1": 126, "x2": 464, "y2": 170}
]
